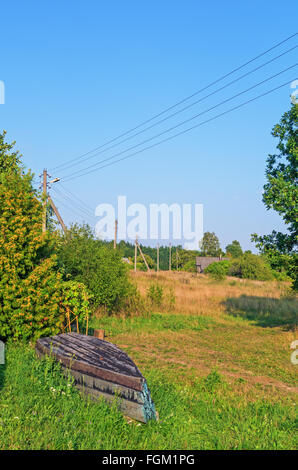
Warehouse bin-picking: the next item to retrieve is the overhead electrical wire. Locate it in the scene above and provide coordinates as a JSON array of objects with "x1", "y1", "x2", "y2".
[
  {"x1": 52, "y1": 184, "x2": 94, "y2": 216},
  {"x1": 52, "y1": 45, "x2": 297, "y2": 174},
  {"x1": 49, "y1": 32, "x2": 297, "y2": 173},
  {"x1": 59, "y1": 64, "x2": 297, "y2": 181},
  {"x1": 50, "y1": 187, "x2": 95, "y2": 221},
  {"x1": 50, "y1": 196, "x2": 95, "y2": 223},
  {"x1": 62, "y1": 79, "x2": 296, "y2": 183}
]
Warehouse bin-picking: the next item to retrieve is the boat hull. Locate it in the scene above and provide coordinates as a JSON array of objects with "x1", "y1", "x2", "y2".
[{"x1": 36, "y1": 332, "x2": 157, "y2": 423}]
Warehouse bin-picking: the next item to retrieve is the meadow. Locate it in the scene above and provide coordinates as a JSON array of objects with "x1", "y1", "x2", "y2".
[{"x1": 0, "y1": 272, "x2": 297, "y2": 450}]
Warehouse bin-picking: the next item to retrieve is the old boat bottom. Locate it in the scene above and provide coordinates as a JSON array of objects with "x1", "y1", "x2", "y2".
[{"x1": 36, "y1": 332, "x2": 157, "y2": 423}]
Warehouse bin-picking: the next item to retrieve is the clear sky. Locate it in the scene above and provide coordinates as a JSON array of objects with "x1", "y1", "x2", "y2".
[{"x1": 1, "y1": 0, "x2": 297, "y2": 251}]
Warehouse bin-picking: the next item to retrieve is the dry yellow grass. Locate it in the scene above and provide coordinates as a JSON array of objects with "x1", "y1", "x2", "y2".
[{"x1": 131, "y1": 270, "x2": 291, "y2": 319}]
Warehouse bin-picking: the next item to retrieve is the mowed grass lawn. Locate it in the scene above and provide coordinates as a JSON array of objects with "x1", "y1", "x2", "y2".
[{"x1": 0, "y1": 272, "x2": 297, "y2": 450}]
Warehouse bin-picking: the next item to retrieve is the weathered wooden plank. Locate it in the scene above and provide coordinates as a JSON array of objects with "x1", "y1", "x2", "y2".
[
  {"x1": 57, "y1": 334, "x2": 140, "y2": 376},
  {"x1": 36, "y1": 338, "x2": 144, "y2": 391},
  {"x1": 63, "y1": 368, "x2": 146, "y2": 404},
  {"x1": 75, "y1": 384, "x2": 148, "y2": 423},
  {"x1": 39, "y1": 333, "x2": 141, "y2": 377}
]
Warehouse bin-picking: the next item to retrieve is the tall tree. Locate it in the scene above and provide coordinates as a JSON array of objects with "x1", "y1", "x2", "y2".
[
  {"x1": 200, "y1": 232, "x2": 221, "y2": 257},
  {"x1": 225, "y1": 240, "x2": 243, "y2": 258},
  {"x1": 252, "y1": 104, "x2": 298, "y2": 289}
]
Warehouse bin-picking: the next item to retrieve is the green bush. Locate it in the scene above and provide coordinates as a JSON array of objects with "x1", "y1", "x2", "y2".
[
  {"x1": 205, "y1": 260, "x2": 230, "y2": 280},
  {"x1": 147, "y1": 283, "x2": 164, "y2": 307},
  {"x1": 57, "y1": 225, "x2": 135, "y2": 314},
  {"x1": 0, "y1": 133, "x2": 94, "y2": 341},
  {"x1": 183, "y1": 260, "x2": 197, "y2": 273},
  {"x1": 229, "y1": 253, "x2": 274, "y2": 281}
]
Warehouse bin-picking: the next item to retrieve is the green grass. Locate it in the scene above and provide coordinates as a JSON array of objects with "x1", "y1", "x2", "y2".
[
  {"x1": 89, "y1": 312, "x2": 213, "y2": 336},
  {"x1": 224, "y1": 295, "x2": 298, "y2": 329},
  {"x1": 0, "y1": 344, "x2": 297, "y2": 450}
]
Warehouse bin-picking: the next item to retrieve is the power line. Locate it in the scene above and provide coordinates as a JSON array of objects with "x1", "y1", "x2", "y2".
[
  {"x1": 49, "y1": 32, "x2": 297, "y2": 173},
  {"x1": 50, "y1": 188, "x2": 95, "y2": 221},
  {"x1": 52, "y1": 45, "x2": 297, "y2": 174},
  {"x1": 50, "y1": 196, "x2": 95, "y2": 224},
  {"x1": 62, "y1": 79, "x2": 295, "y2": 183},
  {"x1": 60, "y1": 64, "x2": 297, "y2": 180},
  {"x1": 54, "y1": 183, "x2": 95, "y2": 215},
  {"x1": 52, "y1": 187, "x2": 94, "y2": 218}
]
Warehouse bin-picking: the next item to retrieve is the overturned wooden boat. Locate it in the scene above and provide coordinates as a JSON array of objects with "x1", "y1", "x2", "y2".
[{"x1": 36, "y1": 332, "x2": 157, "y2": 423}]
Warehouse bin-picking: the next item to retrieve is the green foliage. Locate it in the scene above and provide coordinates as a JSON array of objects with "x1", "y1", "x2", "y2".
[
  {"x1": 117, "y1": 241, "x2": 201, "y2": 272},
  {"x1": 200, "y1": 232, "x2": 222, "y2": 256},
  {"x1": 225, "y1": 240, "x2": 243, "y2": 258},
  {"x1": 147, "y1": 283, "x2": 164, "y2": 307},
  {"x1": 183, "y1": 259, "x2": 197, "y2": 272},
  {"x1": 62, "y1": 280, "x2": 92, "y2": 331},
  {"x1": 205, "y1": 260, "x2": 230, "y2": 280},
  {"x1": 57, "y1": 224, "x2": 134, "y2": 313},
  {"x1": 229, "y1": 253, "x2": 274, "y2": 281},
  {"x1": 0, "y1": 130, "x2": 22, "y2": 178},
  {"x1": 136, "y1": 253, "x2": 156, "y2": 271},
  {"x1": 0, "y1": 134, "x2": 66, "y2": 341},
  {"x1": 0, "y1": 133, "x2": 93, "y2": 341},
  {"x1": 252, "y1": 105, "x2": 298, "y2": 289}
]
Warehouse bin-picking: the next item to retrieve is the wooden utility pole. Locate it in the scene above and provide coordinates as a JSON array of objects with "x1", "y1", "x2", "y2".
[
  {"x1": 42, "y1": 169, "x2": 47, "y2": 233},
  {"x1": 136, "y1": 240, "x2": 150, "y2": 272},
  {"x1": 114, "y1": 219, "x2": 118, "y2": 250},
  {"x1": 169, "y1": 243, "x2": 172, "y2": 271},
  {"x1": 134, "y1": 237, "x2": 137, "y2": 272},
  {"x1": 48, "y1": 195, "x2": 68, "y2": 235},
  {"x1": 157, "y1": 243, "x2": 159, "y2": 272}
]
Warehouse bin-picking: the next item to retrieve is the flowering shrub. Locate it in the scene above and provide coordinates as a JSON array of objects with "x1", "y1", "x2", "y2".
[{"x1": 0, "y1": 133, "x2": 92, "y2": 341}]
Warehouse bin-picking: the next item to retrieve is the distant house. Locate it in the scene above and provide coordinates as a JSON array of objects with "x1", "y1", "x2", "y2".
[{"x1": 195, "y1": 256, "x2": 228, "y2": 273}]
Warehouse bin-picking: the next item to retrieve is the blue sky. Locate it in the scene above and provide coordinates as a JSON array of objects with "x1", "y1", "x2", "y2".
[{"x1": 1, "y1": 0, "x2": 297, "y2": 251}]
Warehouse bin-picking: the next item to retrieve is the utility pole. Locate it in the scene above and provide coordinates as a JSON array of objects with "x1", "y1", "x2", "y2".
[
  {"x1": 169, "y1": 243, "x2": 172, "y2": 271},
  {"x1": 41, "y1": 173, "x2": 65, "y2": 234},
  {"x1": 42, "y1": 169, "x2": 47, "y2": 233},
  {"x1": 136, "y1": 240, "x2": 150, "y2": 272},
  {"x1": 48, "y1": 195, "x2": 68, "y2": 235},
  {"x1": 114, "y1": 219, "x2": 118, "y2": 250},
  {"x1": 157, "y1": 243, "x2": 159, "y2": 272},
  {"x1": 134, "y1": 237, "x2": 137, "y2": 272}
]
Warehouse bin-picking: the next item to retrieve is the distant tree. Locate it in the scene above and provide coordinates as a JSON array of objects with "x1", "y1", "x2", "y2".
[
  {"x1": 252, "y1": 104, "x2": 298, "y2": 289},
  {"x1": 200, "y1": 232, "x2": 221, "y2": 257},
  {"x1": 137, "y1": 253, "x2": 156, "y2": 271},
  {"x1": 229, "y1": 253, "x2": 274, "y2": 281},
  {"x1": 225, "y1": 240, "x2": 243, "y2": 258}
]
